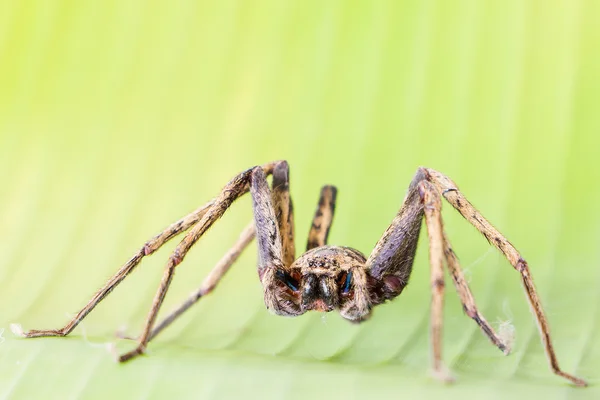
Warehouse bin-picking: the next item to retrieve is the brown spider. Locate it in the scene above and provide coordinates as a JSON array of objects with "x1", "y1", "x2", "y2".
[{"x1": 13, "y1": 160, "x2": 586, "y2": 386}]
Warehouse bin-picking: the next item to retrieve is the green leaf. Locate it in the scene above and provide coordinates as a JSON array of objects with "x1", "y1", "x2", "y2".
[{"x1": 1, "y1": 1, "x2": 598, "y2": 399}]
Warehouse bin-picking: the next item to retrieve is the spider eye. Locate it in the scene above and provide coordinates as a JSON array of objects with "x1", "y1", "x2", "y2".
[
  {"x1": 339, "y1": 271, "x2": 353, "y2": 294},
  {"x1": 276, "y1": 270, "x2": 299, "y2": 291}
]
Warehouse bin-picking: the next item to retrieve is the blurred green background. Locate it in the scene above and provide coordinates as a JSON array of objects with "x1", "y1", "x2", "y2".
[{"x1": 0, "y1": 1, "x2": 599, "y2": 399}]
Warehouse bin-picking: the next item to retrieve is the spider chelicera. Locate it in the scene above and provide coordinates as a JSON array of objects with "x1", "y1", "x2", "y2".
[{"x1": 12, "y1": 160, "x2": 586, "y2": 386}]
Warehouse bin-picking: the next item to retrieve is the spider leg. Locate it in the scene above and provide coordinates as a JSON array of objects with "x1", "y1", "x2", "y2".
[
  {"x1": 419, "y1": 180, "x2": 454, "y2": 383},
  {"x1": 121, "y1": 163, "x2": 298, "y2": 343},
  {"x1": 118, "y1": 164, "x2": 288, "y2": 362},
  {"x1": 119, "y1": 222, "x2": 256, "y2": 342},
  {"x1": 16, "y1": 162, "x2": 280, "y2": 340},
  {"x1": 424, "y1": 167, "x2": 587, "y2": 387},
  {"x1": 306, "y1": 185, "x2": 337, "y2": 250},
  {"x1": 271, "y1": 161, "x2": 296, "y2": 266},
  {"x1": 363, "y1": 172, "x2": 452, "y2": 380},
  {"x1": 366, "y1": 169, "x2": 427, "y2": 301},
  {"x1": 18, "y1": 200, "x2": 215, "y2": 338},
  {"x1": 442, "y1": 231, "x2": 509, "y2": 354}
]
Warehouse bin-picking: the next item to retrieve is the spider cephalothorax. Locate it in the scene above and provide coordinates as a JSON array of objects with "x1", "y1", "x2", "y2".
[
  {"x1": 265, "y1": 245, "x2": 370, "y2": 321},
  {"x1": 14, "y1": 160, "x2": 587, "y2": 387}
]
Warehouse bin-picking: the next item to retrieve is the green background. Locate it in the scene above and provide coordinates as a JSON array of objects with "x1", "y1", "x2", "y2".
[{"x1": 0, "y1": 1, "x2": 598, "y2": 399}]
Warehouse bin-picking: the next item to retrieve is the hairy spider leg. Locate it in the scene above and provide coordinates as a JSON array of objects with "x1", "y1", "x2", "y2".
[
  {"x1": 270, "y1": 161, "x2": 296, "y2": 267},
  {"x1": 369, "y1": 171, "x2": 510, "y2": 356},
  {"x1": 424, "y1": 167, "x2": 587, "y2": 387},
  {"x1": 364, "y1": 167, "x2": 585, "y2": 386},
  {"x1": 306, "y1": 185, "x2": 337, "y2": 250},
  {"x1": 366, "y1": 169, "x2": 427, "y2": 302},
  {"x1": 442, "y1": 231, "x2": 509, "y2": 354},
  {"x1": 420, "y1": 180, "x2": 506, "y2": 381},
  {"x1": 121, "y1": 161, "x2": 299, "y2": 344},
  {"x1": 19, "y1": 200, "x2": 215, "y2": 339},
  {"x1": 418, "y1": 180, "x2": 454, "y2": 382},
  {"x1": 16, "y1": 162, "x2": 278, "y2": 340},
  {"x1": 363, "y1": 173, "x2": 453, "y2": 381},
  {"x1": 115, "y1": 222, "x2": 257, "y2": 343},
  {"x1": 118, "y1": 165, "x2": 289, "y2": 362}
]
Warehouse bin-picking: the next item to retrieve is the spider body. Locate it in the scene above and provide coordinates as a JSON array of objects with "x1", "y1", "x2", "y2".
[
  {"x1": 15, "y1": 160, "x2": 587, "y2": 387},
  {"x1": 272, "y1": 245, "x2": 368, "y2": 318}
]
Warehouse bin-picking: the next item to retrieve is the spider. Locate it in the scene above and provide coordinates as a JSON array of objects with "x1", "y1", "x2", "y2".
[{"x1": 13, "y1": 160, "x2": 586, "y2": 386}]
